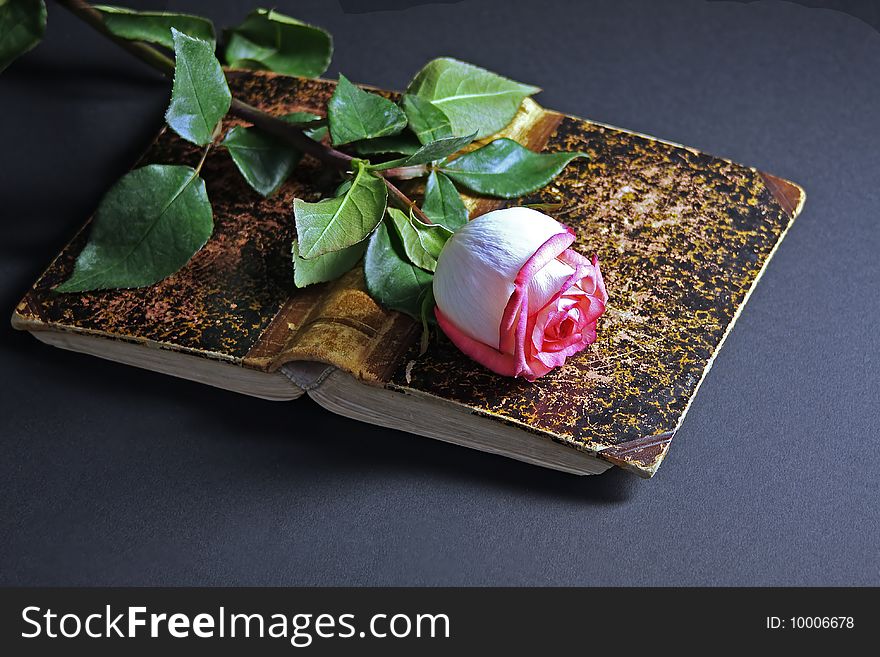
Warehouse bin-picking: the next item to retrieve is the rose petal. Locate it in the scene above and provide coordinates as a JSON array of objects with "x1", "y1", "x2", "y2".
[
  {"x1": 592, "y1": 254, "x2": 608, "y2": 303},
  {"x1": 499, "y1": 230, "x2": 575, "y2": 343},
  {"x1": 433, "y1": 208, "x2": 573, "y2": 349},
  {"x1": 435, "y1": 306, "x2": 518, "y2": 377}
]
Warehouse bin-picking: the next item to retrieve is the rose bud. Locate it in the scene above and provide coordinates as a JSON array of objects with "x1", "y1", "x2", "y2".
[{"x1": 432, "y1": 207, "x2": 606, "y2": 381}]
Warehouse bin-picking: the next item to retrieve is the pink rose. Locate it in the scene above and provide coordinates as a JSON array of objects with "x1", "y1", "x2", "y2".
[{"x1": 433, "y1": 207, "x2": 607, "y2": 381}]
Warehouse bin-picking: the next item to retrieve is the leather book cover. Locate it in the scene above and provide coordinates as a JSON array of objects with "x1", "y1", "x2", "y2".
[{"x1": 11, "y1": 69, "x2": 804, "y2": 477}]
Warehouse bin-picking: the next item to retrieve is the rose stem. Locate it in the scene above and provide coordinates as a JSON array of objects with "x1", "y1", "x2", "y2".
[{"x1": 54, "y1": 0, "x2": 435, "y2": 225}]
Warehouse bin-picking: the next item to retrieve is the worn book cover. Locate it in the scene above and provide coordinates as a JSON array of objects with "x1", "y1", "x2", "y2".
[{"x1": 11, "y1": 69, "x2": 804, "y2": 477}]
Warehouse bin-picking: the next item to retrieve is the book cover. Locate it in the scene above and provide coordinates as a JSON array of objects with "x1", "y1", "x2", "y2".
[{"x1": 11, "y1": 69, "x2": 804, "y2": 477}]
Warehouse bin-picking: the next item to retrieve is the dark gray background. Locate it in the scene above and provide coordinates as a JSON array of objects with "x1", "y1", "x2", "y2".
[{"x1": 2, "y1": 0, "x2": 877, "y2": 586}]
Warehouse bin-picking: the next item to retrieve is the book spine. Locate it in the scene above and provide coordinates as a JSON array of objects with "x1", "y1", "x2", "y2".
[{"x1": 244, "y1": 268, "x2": 419, "y2": 382}]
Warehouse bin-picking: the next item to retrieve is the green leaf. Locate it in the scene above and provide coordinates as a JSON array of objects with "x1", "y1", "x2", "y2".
[
  {"x1": 422, "y1": 171, "x2": 468, "y2": 230},
  {"x1": 328, "y1": 74, "x2": 407, "y2": 146},
  {"x1": 351, "y1": 134, "x2": 422, "y2": 157},
  {"x1": 221, "y1": 111, "x2": 322, "y2": 197},
  {"x1": 166, "y1": 28, "x2": 231, "y2": 146},
  {"x1": 386, "y1": 208, "x2": 451, "y2": 272},
  {"x1": 0, "y1": 0, "x2": 46, "y2": 73},
  {"x1": 292, "y1": 238, "x2": 366, "y2": 287},
  {"x1": 93, "y1": 5, "x2": 215, "y2": 50},
  {"x1": 406, "y1": 58, "x2": 540, "y2": 140},
  {"x1": 222, "y1": 127, "x2": 301, "y2": 197},
  {"x1": 440, "y1": 138, "x2": 587, "y2": 199},
  {"x1": 55, "y1": 165, "x2": 213, "y2": 292},
  {"x1": 281, "y1": 111, "x2": 328, "y2": 142},
  {"x1": 369, "y1": 133, "x2": 476, "y2": 170},
  {"x1": 364, "y1": 219, "x2": 433, "y2": 319},
  {"x1": 224, "y1": 8, "x2": 332, "y2": 77},
  {"x1": 401, "y1": 94, "x2": 453, "y2": 144},
  {"x1": 294, "y1": 161, "x2": 387, "y2": 259},
  {"x1": 402, "y1": 133, "x2": 476, "y2": 166}
]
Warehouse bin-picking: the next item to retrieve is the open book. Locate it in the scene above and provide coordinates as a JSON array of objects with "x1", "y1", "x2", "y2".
[{"x1": 11, "y1": 70, "x2": 804, "y2": 477}]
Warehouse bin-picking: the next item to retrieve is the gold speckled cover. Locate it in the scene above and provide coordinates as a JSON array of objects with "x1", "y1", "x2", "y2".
[{"x1": 12, "y1": 70, "x2": 803, "y2": 477}]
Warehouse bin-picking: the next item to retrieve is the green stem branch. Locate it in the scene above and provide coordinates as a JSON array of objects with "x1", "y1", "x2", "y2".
[
  {"x1": 193, "y1": 122, "x2": 223, "y2": 175},
  {"x1": 55, "y1": 0, "x2": 435, "y2": 225},
  {"x1": 383, "y1": 178, "x2": 433, "y2": 225},
  {"x1": 54, "y1": 1, "x2": 404, "y2": 173},
  {"x1": 56, "y1": 0, "x2": 175, "y2": 74},
  {"x1": 227, "y1": 99, "x2": 354, "y2": 170}
]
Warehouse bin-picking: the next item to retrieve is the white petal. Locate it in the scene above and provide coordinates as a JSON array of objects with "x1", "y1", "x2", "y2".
[
  {"x1": 527, "y1": 257, "x2": 575, "y2": 313},
  {"x1": 433, "y1": 207, "x2": 569, "y2": 349}
]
